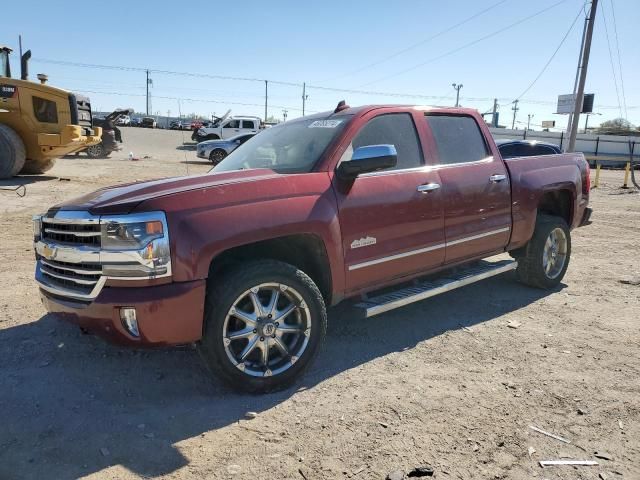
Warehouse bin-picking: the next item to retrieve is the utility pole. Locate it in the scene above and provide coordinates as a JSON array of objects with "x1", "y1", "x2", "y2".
[
  {"x1": 527, "y1": 114, "x2": 534, "y2": 130},
  {"x1": 568, "y1": 0, "x2": 598, "y2": 152},
  {"x1": 302, "y1": 82, "x2": 308, "y2": 116},
  {"x1": 145, "y1": 69, "x2": 150, "y2": 115},
  {"x1": 492, "y1": 98, "x2": 498, "y2": 127},
  {"x1": 452, "y1": 83, "x2": 463, "y2": 107},
  {"x1": 264, "y1": 80, "x2": 268, "y2": 123},
  {"x1": 567, "y1": 11, "x2": 590, "y2": 142},
  {"x1": 511, "y1": 100, "x2": 519, "y2": 129},
  {"x1": 282, "y1": 109, "x2": 288, "y2": 122}
]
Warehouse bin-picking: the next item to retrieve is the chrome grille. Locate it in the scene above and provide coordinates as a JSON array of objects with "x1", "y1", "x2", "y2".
[
  {"x1": 39, "y1": 258, "x2": 103, "y2": 297},
  {"x1": 42, "y1": 218, "x2": 101, "y2": 246}
]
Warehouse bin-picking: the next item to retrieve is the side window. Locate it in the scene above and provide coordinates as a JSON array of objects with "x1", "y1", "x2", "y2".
[
  {"x1": 33, "y1": 96, "x2": 58, "y2": 123},
  {"x1": 242, "y1": 120, "x2": 255, "y2": 129},
  {"x1": 498, "y1": 143, "x2": 522, "y2": 159},
  {"x1": 530, "y1": 145, "x2": 556, "y2": 156},
  {"x1": 224, "y1": 120, "x2": 240, "y2": 129},
  {"x1": 348, "y1": 113, "x2": 423, "y2": 171},
  {"x1": 425, "y1": 115, "x2": 489, "y2": 164}
]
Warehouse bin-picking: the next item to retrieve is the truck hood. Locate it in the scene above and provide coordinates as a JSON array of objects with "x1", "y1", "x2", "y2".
[{"x1": 52, "y1": 169, "x2": 280, "y2": 215}]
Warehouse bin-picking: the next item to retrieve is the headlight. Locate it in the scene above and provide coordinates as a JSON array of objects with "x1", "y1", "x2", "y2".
[
  {"x1": 33, "y1": 215, "x2": 42, "y2": 240},
  {"x1": 100, "y1": 212, "x2": 171, "y2": 278}
]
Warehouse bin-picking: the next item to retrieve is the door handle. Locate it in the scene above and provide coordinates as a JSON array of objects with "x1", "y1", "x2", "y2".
[
  {"x1": 489, "y1": 174, "x2": 507, "y2": 182},
  {"x1": 417, "y1": 183, "x2": 441, "y2": 193}
]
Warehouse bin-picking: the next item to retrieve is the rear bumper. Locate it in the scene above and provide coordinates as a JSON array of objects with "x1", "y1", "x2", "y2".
[
  {"x1": 40, "y1": 280, "x2": 206, "y2": 347},
  {"x1": 579, "y1": 207, "x2": 593, "y2": 226}
]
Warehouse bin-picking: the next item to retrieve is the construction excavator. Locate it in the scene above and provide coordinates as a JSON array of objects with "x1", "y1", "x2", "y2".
[{"x1": 0, "y1": 45, "x2": 102, "y2": 178}]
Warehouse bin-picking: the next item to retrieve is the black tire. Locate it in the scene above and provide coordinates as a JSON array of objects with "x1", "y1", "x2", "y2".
[
  {"x1": 0, "y1": 124, "x2": 26, "y2": 179},
  {"x1": 513, "y1": 214, "x2": 571, "y2": 289},
  {"x1": 20, "y1": 158, "x2": 56, "y2": 175},
  {"x1": 85, "y1": 143, "x2": 106, "y2": 158},
  {"x1": 197, "y1": 260, "x2": 327, "y2": 393},
  {"x1": 209, "y1": 149, "x2": 227, "y2": 164},
  {"x1": 204, "y1": 134, "x2": 220, "y2": 141}
]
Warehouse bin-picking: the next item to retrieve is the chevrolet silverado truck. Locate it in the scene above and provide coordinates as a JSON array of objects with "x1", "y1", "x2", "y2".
[{"x1": 33, "y1": 103, "x2": 592, "y2": 392}]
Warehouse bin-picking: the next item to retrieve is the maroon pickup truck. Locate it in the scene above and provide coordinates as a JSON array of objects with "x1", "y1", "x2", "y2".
[{"x1": 33, "y1": 103, "x2": 592, "y2": 392}]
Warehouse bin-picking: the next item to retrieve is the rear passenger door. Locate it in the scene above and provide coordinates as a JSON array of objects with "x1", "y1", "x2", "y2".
[
  {"x1": 334, "y1": 112, "x2": 445, "y2": 293},
  {"x1": 241, "y1": 120, "x2": 258, "y2": 134},
  {"x1": 424, "y1": 114, "x2": 511, "y2": 264}
]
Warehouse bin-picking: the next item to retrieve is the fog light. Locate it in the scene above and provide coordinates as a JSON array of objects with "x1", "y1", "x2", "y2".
[{"x1": 120, "y1": 307, "x2": 139, "y2": 337}]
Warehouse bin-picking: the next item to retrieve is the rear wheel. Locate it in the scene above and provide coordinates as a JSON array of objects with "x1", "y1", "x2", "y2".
[
  {"x1": 209, "y1": 149, "x2": 227, "y2": 164},
  {"x1": 86, "y1": 143, "x2": 106, "y2": 158},
  {"x1": 197, "y1": 260, "x2": 327, "y2": 393},
  {"x1": 514, "y1": 214, "x2": 571, "y2": 289},
  {"x1": 0, "y1": 124, "x2": 26, "y2": 178}
]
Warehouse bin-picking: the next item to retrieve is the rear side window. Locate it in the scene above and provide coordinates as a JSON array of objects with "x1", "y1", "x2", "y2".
[
  {"x1": 242, "y1": 120, "x2": 255, "y2": 129},
  {"x1": 33, "y1": 96, "x2": 58, "y2": 123},
  {"x1": 499, "y1": 143, "x2": 528, "y2": 158},
  {"x1": 530, "y1": 145, "x2": 557, "y2": 155},
  {"x1": 349, "y1": 113, "x2": 423, "y2": 171},
  {"x1": 425, "y1": 115, "x2": 489, "y2": 164}
]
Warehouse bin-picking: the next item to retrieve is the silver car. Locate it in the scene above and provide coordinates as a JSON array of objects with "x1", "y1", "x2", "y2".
[{"x1": 196, "y1": 133, "x2": 256, "y2": 164}]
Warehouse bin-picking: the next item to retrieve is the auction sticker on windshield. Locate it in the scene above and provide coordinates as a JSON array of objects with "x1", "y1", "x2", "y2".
[{"x1": 308, "y1": 120, "x2": 343, "y2": 128}]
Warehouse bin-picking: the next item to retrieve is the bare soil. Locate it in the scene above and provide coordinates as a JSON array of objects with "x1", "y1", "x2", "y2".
[{"x1": 1, "y1": 128, "x2": 638, "y2": 479}]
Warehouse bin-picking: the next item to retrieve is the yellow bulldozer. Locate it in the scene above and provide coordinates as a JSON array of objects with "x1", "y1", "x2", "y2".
[{"x1": 0, "y1": 45, "x2": 102, "y2": 178}]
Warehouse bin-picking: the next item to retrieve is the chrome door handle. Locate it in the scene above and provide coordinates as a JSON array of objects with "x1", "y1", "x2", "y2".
[
  {"x1": 489, "y1": 174, "x2": 507, "y2": 182},
  {"x1": 417, "y1": 183, "x2": 441, "y2": 193}
]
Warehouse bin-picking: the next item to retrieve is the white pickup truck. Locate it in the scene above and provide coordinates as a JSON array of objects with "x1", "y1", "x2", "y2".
[{"x1": 192, "y1": 112, "x2": 261, "y2": 142}]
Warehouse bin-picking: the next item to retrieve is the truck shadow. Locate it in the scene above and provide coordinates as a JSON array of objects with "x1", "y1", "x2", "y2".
[{"x1": 0, "y1": 274, "x2": 561, "y2": 479}]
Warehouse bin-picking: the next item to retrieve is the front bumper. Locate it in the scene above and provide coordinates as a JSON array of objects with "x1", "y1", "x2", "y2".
[
  {"x1": 40, "y1": 280, "x2": 206, "y2": 346},
  {"x1": 37, "y1": 125, "x2": 103, "y2": 159}
]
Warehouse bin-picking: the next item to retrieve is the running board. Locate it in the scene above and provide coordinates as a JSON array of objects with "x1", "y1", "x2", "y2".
[{"x1": 354, "y1": 259, "x2": 518, "y2": 318}]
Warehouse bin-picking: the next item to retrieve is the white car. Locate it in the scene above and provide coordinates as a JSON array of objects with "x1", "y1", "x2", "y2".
[
  {"x1": 192, "y1": 111, "x2": 261, "y2": 142},
  {"x1": 116, "y1": 115, "x2": 131, "y2": 126}
]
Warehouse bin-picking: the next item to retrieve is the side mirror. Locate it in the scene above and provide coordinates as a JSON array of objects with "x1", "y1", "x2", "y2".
[{"x1": 337, "y1": 145, "x2": 397, "y2": 180}]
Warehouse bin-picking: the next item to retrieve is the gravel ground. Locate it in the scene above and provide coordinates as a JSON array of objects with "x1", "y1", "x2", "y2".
[{"x1": 0, "y1": 128, "x2": 638, "y2": 480}]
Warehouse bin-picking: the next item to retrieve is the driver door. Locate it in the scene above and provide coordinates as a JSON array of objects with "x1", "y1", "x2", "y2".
[{"x1": 333, "y1": 111, "x2": 445, "y2": 294}]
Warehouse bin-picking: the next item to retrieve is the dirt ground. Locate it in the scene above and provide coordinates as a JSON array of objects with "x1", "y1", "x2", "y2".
[{"x1": 0, "y1": 128, "x2": 638, "y2": 480}]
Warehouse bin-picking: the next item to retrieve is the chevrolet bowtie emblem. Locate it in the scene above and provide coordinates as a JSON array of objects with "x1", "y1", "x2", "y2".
[{"x1": 42, "y1": 244, "x2": 55, "y2": 259}]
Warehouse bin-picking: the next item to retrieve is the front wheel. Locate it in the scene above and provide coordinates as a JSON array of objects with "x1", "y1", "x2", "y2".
[
  {"x1": 209, "y1": 148, "x2": 227, "y2": 164},
  {"x1": 197, "y1": 260, "x2": 327, "y2": 393},
  {"x1": 514, "y1": 214, "x2": 571, "y2": 289},
  {"x1": 86, "y1": 143, "x2": 106, "y2": 158}
]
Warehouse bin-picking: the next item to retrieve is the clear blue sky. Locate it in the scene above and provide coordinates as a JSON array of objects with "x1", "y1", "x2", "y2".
[{"x1": 4, "y1": 0, "x2": 638, "y2": 129}]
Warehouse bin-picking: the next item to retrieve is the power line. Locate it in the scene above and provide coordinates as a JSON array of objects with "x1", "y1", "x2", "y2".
[
  {"x1": 514, "y1": 4, "x2": 585, "y2": 101},
  {"x1": 31, "y1": 56, "x2": 639, "y2": 112},
  {"x1": 357, "y1": 0, "x2": 569, "y2": 88},
  {"x1": 33, "y1": 58, "x2": 301, "y2": 87},
  {"x1": 318, "y1": 0, "x2": 508, "y2": 83},
  {"x1": 600, "y1": 2, "x2": 623, "y2": 118},
  {"x1": 609, "y1": 0, "x2": 627, "y2": 119},
  {"x1": 75, "y1": 89, "x2": 315, "y2": 113}
]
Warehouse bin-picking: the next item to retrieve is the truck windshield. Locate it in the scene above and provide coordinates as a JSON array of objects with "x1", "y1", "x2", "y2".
[{"x1": 212, "y1": 115, "x2": 352, "y2": 174}]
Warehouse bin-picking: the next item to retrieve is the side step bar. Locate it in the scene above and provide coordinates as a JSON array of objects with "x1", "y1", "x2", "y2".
[{"x1": 354, "y1": 259, "x2": 518, "y2": 318}]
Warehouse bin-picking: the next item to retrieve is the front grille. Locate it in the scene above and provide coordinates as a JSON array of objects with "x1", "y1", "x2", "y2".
[
  {"x1": 42, "y1": 219, "x2": 101, "y2": 246},
  {"x1": 69, "y1": 93, "x2": 93, "y2": 128},
  {"x1": 39, "y1": 258, "x2": 102, "y2": 296}
]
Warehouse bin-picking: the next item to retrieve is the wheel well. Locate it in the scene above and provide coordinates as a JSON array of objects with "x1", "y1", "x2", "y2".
[
  {"x1": 538, "y1": 190, "x2": 572, "y2": 225},
  {"x1": 208, "y1": 234, "x2": 332, "y2": 303}
]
